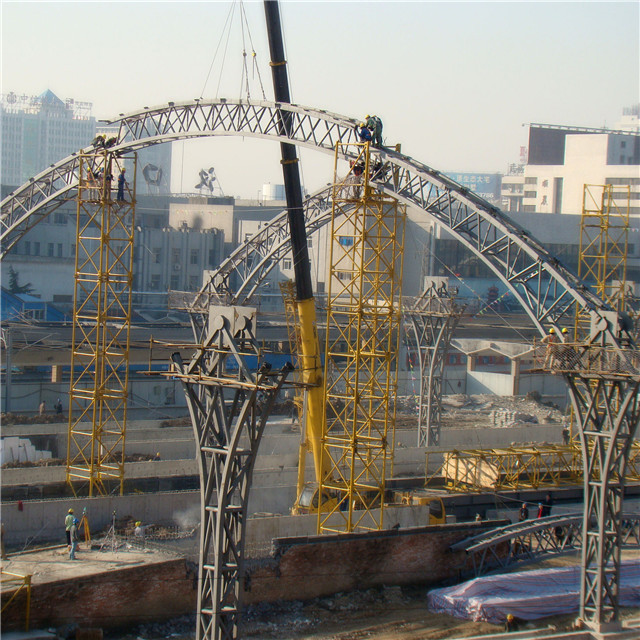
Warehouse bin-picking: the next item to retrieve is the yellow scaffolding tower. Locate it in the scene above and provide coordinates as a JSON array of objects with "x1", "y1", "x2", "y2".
[
  {"x1": 576, "y1": 183, "x2": 630, "y2": 339},
  {"x1": 318, "y1": 143, "x2": 406, "y2": 533},
  {"x1": 66, "y1": 151, "x2": 136, "y2": 496}
]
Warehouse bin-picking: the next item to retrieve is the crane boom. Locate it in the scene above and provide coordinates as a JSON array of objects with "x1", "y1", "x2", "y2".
[{"x1": 263, "y1": 0, "x2": 329, "y2": 495}]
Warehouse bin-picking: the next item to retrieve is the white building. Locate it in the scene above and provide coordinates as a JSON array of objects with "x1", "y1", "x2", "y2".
[
  {"x1": 1, "y1": 90, "x2": 96, "y2": 187},
  {"x1": 501, "y1": 114, "x2": 640, "y2": 217}
]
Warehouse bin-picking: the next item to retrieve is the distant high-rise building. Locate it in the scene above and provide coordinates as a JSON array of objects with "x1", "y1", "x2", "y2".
[{"x1": 1, "y1": 90, "x2": 96, "y2": 187}]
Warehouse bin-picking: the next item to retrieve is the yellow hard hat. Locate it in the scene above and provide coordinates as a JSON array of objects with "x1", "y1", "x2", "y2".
[
  {"x1": 561, "y1": 328, "x2": 568, "y2": 334},
  {"x1": 365, "y1": 114, "x2": 370, "y2": 119},
  {"x1": 549, "y1": 328, "x2": 555, "y2": 334},
  {"x1": 135, "y1": 521, "x2": 142, "y2": 526},
  {"x1": 68, "y1": 508, "x2": 74, "y2": 513},
  {"x1": 507, "y1": 614, "x2": 514, "y2": 621}
]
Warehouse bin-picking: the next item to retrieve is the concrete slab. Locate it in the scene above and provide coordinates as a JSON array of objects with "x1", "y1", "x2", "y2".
[{"x1": 1, "y1": 545, "x2": 180, "y2": 587}]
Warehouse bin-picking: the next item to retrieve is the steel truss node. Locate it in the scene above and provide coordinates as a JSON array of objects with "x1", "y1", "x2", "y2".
[
  {"x1": 170, "y1": 308, "x2": 290, "y2": 640},
  {"x1": 405, "y1": 284, "x2": 464, "y2": 447},
  {"x1": 318, "y1": 143, "x2": 406, "y2": 534},
  {"x1": 66, "y1": 151, "x2": 136, "y2": 496}
]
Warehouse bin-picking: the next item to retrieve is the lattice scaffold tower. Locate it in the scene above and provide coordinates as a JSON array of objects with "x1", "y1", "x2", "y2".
[
  {"x1": 318, "y1": 142, "x2": 406, "y2": 534},
  {"x1": 169, "y1": 307, "x2": 291, "y2": 640},
  {"x1": 405, "y1": 283, "x2": 464, "y2": 447},
  {"x1": 66, "y1": 151, "x2": 136, "y2": 496},
  {"x1": 575, "y1": 184, "x2": 630, "y2": 340}
]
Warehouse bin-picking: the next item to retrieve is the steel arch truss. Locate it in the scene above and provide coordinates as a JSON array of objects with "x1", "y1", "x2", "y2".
[
  {"x1": 2, "y1": 99, "x2": 609, "y2": 335},
  {"x1": 170, "y1": 310, "x2": 290, "y2": 640},
  {"x1": 405, "y1": 285, "x2": 465, "y2": 447},
  {"x1": 566, "y1": 373, "x2": 640, "y2": 631},
  {"x1": 450, "y1": 513, "x2": 640, "y2": 579}
]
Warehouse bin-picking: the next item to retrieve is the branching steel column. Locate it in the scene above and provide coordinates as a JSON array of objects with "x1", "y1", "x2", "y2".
[
  {"x1": 406, "y1": 285, "x2": 463, "y2": 447},
  {"x1": 171, "y1": 309, "x2": 290, "y2": 640},
  {"x1": 566, "y1": 373, "x2": 640, "y2": 632}
]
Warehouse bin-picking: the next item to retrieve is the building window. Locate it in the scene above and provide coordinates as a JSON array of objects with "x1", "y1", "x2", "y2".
[
  {"x1": 525, "y1": 177, "x2": 538, "y2": 184},
  {"x1": 150, "y1": 275, "x2": 161, "y2": 290},
  {"x1": 24, "y1": 241, "x2": 30, "y2": 255},
  {"x1": 170, "y1": 275, "x2": 180, "y2": 289},
  {"x1": 524, "y1": 191, "x2": 537, "y2": 198},
  {"x1": 57, "y1": 243, "x2": 63, "y2": 257},
  {"x1": 337, "y1": 271, "x2": 351, "y2": 281},
  {"x1": 208, "y1": 249, "x2": 218, "y2": 266},
  {"x1": 54, "y1": 212, "x2": 67, "y2": 225},
  {"x1": 523, "y1": 205, "x2": 536, "y2": 212},
  {"x1": 282, "y1": 259, "x2": 292, "y2": 270},
  {"x1": 189, "y1": 275, "x2": 199, "y2": 290},
  {"x1": 190, "y1": 249, "x2": 199, "y2": 265},
  {"x1": 48, "y1": 243, "x2": 54, "y2": 257},
  {"x1": 339, "y1": 236, "x2": 354, "y2": 247},
  {"x1": 172, "y1": 248, "x2": 181, "y2": 264},
  {"x1": 153, "y1": 249, "x2": 162, "y2": 264}
]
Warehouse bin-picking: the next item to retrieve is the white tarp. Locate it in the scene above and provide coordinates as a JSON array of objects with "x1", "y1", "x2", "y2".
[{"x1": 428, "y1": 560, "x2": 640, "y2": 624}]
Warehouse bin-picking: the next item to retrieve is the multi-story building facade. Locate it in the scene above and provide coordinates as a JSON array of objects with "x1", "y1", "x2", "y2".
[{"x1": 1, "y1": 90, "x2": 96, "y2": 187}]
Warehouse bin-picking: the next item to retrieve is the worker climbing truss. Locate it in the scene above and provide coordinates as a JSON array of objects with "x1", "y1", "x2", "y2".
[
  {"x1": 66, "y1": 151, "x2": 136, "y2": 496},
  {"x1": 170, "y1": 307, "x2": 290, "y2": 640},
  {"x1": 405, "y1": 283, "x2": 464, "y2": 447},
  {"x1": 318, "y1": 143, "x2": 406, "y2": 534}
]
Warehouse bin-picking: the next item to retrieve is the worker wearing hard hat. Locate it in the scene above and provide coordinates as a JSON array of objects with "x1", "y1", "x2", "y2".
[
  {"x1": 69, "y1": 518, "x2": 80, "y2": 560},
  {"x1": 365, "y1": 114, "x2": 383, "y2": 147},
  {"x1": 65, "y1": 508, "x2": 74, "y2": 548},
  {"x1": 541, "y1": 327, "x2": 559, "y2": 368},
  {"x1": 505, "y1": 613, "x2": 519, "y2": 632}
]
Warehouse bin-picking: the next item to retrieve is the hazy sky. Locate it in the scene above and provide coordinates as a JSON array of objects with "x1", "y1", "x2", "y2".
[{"x1": 2, "y1": 1, "x2": 638, "y2": 198}]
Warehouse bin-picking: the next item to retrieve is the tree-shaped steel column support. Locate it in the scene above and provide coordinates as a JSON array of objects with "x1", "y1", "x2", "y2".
[
  {"x1": 405, "y1": 285, "x2": 464, "y2": 447},
  {"x1": 170, "y1": 308, "x2": 291, "y2": 640},
  {"x1": 566, "y1": 372, "x2": 640, "y2": 632}
]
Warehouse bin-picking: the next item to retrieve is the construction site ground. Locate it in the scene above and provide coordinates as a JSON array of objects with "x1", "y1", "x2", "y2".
[{"x1": 5, "y1": 544, "x2": 638, "y2": 640}]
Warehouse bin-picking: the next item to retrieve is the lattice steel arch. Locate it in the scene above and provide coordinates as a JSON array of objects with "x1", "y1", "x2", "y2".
[{"x1": 1, "y1": 98, "x2": 615, "y2": 339}]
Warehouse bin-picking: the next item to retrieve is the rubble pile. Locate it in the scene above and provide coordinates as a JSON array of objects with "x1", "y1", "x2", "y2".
[{"x1": 441, "y1": 394, "x2": 565, "y2": 430}]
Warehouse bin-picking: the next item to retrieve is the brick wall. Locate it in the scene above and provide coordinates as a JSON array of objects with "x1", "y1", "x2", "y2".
[
  {"x1": 1, "y1": 559, "x2": 197, "y2": 631},
  {"x1": 243, "y1": 521, "x2": 501, "y2": 604}
]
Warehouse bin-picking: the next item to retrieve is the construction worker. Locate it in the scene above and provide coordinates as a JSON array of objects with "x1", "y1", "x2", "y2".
[
  {"x1": 69, "y1": 518, "x2": 79, "y2": 560},
  {"x1": 117, "y1": 168, "x2": 127, "y2": 202},
  {"x1": 366, "y1": 114, "x2": 383, "y2": 147},
  {"x1": 541, "y1": 328, "x2": 558, "y2": 368},
  {"x1": 518, "y1": 503, "x2": 529, "y2": 522},
  {"x1": 505, "y1": 613, "x2": 519, "y2": 632},
  {"x1": 356, "y1": 123, "x2": 372, "y2": 143},
  {"x1": 65, "y1": 508, "x2": 74, "y2": 548}
]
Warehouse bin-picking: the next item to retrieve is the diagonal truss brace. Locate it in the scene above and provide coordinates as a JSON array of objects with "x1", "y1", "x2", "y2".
[{"x1": 170, "y1": 309, "x2": 291, "y2": 640}]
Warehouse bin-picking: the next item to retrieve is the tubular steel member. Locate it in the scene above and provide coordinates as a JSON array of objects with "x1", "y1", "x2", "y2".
[
  {"x1": 264, "y1": 0, "x2": 329, "y2": 510},
  {"x1": 405, "y1": 283, "x2": 464, "y2": 447},
  {"x1": 170, "y1": 307, "x2": 291, "y2": 640},
  {"x1": 66, "y1": 151, "x2": 136, "y2": 497}
]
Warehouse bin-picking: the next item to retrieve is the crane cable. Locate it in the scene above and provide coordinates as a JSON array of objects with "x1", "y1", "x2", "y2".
[{"x1": 199, "y1": 2, "x2": 237, "y2": 100}]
